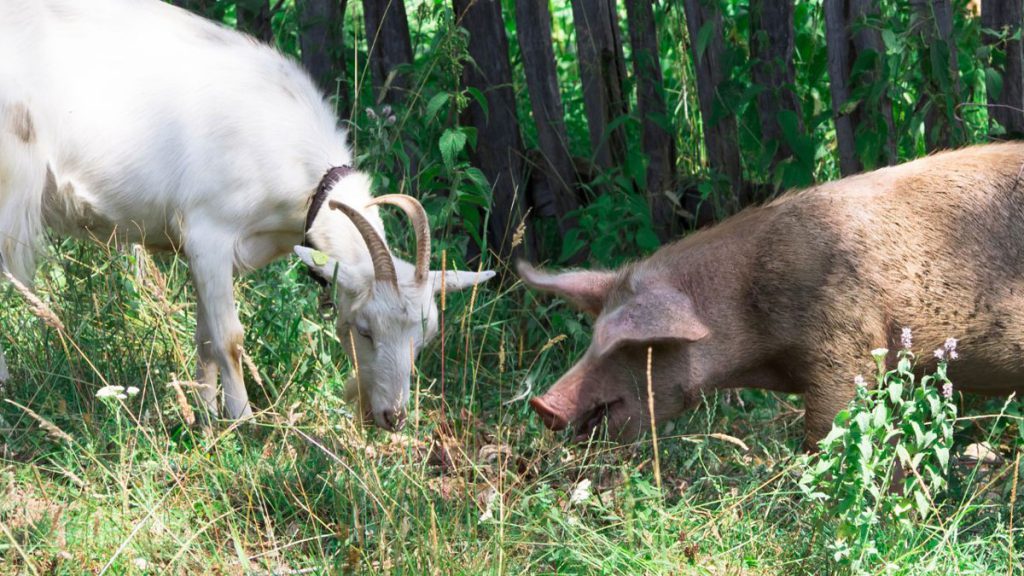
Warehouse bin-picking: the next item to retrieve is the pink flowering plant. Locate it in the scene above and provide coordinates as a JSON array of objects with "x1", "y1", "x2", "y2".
[{"x1": 799, "y1": 329, "x2": 959, "y2": 573}]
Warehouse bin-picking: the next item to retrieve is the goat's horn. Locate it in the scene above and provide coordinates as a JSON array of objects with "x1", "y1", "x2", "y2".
[
  {"x1": 367, "y1": 194, "x2": 431, "y2": 284},
  {"x1": 328, "y1": 200, "x2": 398, "y2": 287}
]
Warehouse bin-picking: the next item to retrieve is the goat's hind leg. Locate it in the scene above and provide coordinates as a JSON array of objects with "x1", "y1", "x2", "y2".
[
  {"x1": 0, "y1": 342, "x2": 8, "y2": 384},
  {"x1": 0, "y1": 101, "x2": 46, "y2": 285},
  {"x1": 0, "y1": 101, "x2": 48, "y2": 388}
]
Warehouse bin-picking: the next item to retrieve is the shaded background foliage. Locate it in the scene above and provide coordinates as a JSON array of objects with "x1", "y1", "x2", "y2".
[
  {"x1": 171, "y1": 0, "x2": 1016, "y2": 268},
  {"x1": 0, "y1": 2, "x2": 1022, "y2": 573}
]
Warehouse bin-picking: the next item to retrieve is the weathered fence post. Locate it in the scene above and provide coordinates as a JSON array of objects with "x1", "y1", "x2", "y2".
[
  {"x1": 750, "y1": 0, "x2": 803, "y2": 170},
  {"x1": 453, "y1": 0, "x2": 533, "y2": 262},
  {"x1": 516, "y1": 0, "x2": 582, "y2": 247},
  {"x1": 298, "y1": 0, "x2": 349, "y2": 118},
  {"x1": 682, "y1": 0, "x2": 744, "y2": 211},
  {"x1": 363, "y1": 0, "x2": 414, "y2": 104},
  {"x1": 625, "y1": 0, "x2": 676, "y2": 238},
  {"x1": 236, "y1": 0, "x2": 275, "y2": 43},
  {"x1": 982, "y1": 0, "x2": 1024, "y2": 136},
  {"x1": 912, "y1": 0, "x2": 963, "y2": 150},
  {"x1": 824, "y1": 0, "x2": 897, "y2": 175},
  {"x1": 570, "y1": 0, "x2": 630, "y2": 172}
]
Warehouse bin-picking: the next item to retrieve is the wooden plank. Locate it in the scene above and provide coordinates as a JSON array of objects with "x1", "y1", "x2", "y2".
[
  {"x1": 750, "y1": 0, "x2": 802, "y2": 167},
  {"x1": 625, "y1": 0, "x2": 676, "y2": 237},
  {"x1": 682, "y1": 0, "x2": 744, "y2": 209},
  {"x1": 453, "y1": 0, "x2": 532, "y2": 261},
  {"x1": 515, "y1": 0, "x2": 581, "y2": 242},
  {"x1": 363, "y1": 0, "x2": 414, "y2": 104},
  {"x1": 298, "y1": 0, "x2": 349, "y2": 118},
  {"x1": 982, "y1": 0, "x2": 1024, "y2": 135},
  {"x1": 570, "y1": 0, "x2": 629, "y2": 171}
]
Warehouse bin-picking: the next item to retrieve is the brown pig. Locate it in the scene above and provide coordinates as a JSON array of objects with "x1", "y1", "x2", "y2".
[{"x1": 520, "y1": 143, "x2": 1024, "y2": 448}]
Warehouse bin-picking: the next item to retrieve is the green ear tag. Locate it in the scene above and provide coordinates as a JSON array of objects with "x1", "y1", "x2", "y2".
[{"x1": 311, "y1": 250, "x2": 329, "y2": 267}]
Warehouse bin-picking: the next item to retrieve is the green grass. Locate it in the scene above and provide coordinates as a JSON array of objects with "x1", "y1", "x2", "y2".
[
  {"x1": 0, "y1": 238, "x2": 1021, "y2": 575},
  {"x1": 1, "y1": 2, "x2": 1022, "y2": 572}
]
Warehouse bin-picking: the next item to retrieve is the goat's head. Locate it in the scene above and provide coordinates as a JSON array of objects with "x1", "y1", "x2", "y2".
[{"x1": 295, "y1": 195, "x2": 494, "y2": 431}]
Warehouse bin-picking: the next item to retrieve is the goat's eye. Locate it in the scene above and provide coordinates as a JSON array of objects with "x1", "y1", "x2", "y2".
[{"x1": 355, "y1": 323, "x2": 373, "y2": 342}]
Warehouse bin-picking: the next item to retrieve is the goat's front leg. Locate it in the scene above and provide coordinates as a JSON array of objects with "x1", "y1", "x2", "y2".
[
  {"x1": 189, "y1": 244, "x2": 252, "y2": 419},
  {"x1": 194, "y1": 289, "x2": 220, "y2": 415}
]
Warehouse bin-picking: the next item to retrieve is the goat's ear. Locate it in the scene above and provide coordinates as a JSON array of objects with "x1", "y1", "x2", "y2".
[
  {"x1": 517, "y1": 261, "x2": 616, "y2": 316},
  {"x1": 294, "y1": 246, "x2": 345, "y2": 284},
  {"x1": 591, "y1": 288, "x2": 709, "y2": 357},
  {"x1": 428, "y1": 269, "x2": 496, "y2": 294}
]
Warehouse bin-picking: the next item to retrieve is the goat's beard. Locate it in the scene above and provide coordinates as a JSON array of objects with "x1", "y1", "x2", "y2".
[{"x1": 343, "y1": 376, "x2": 373, "y2": 422}]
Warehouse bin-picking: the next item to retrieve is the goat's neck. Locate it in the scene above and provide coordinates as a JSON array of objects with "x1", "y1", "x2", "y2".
[{"x1": 305, "y1": 171, "x2": 387, "y2": 272}]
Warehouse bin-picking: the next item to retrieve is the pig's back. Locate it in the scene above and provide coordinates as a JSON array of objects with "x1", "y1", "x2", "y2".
[{"x1": 777, "y1": 143, "x2": 1024, "y2": 391}]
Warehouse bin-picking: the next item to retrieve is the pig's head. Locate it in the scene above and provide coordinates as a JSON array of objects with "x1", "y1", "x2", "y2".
[{"x1": 519, "y1": 261, "x2": 711, "y2": 441}]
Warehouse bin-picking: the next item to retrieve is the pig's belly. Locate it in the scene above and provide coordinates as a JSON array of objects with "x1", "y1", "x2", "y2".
[{"x1": 946, "y1": 359, "x2": 1024, "y2": 395}]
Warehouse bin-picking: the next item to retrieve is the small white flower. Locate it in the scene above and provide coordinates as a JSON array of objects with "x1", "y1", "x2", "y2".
[
  {"x1": 934, "y1": 348, "x2": 946, "y2": 361},
  {"x1": 854, "y1": 375, "x2": 866, "y2": 389},
  {"x1": 133, "y1": 558, "x2": 149, "y2": 570},
  {"x1": 96, "y1": 385, "x2": 126, "y2": 399},
  {"x1": 871, "y1": 348, "x2": 889, "y2": 360},
  {"x1": 570, "y1": 478, "x2": 592, "y2": 505},
  {"x1": 900, "y1": 327, "x2": 913, "y2": 350},
  {"x1": 126, "y1": 386, "x2": 140, "y2": 397}
]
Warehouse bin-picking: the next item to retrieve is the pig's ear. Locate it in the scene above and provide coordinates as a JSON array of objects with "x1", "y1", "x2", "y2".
[
  {"x1": 592, "y1": 288, "x2": 709, "y2": 356},
  {"x1": 516, "y1": 260, "x2": 616, "y2": 316}
]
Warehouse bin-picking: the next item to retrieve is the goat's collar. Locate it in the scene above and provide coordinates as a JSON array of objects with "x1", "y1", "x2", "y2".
[
  {"x1": 304, "y1": 164, "x2": 355, "y2": 247},
  {"x1": 303, "y1": 165, "x2": 354, "y2": 288}
]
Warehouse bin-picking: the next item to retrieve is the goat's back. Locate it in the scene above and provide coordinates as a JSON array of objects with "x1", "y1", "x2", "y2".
[{"x1": 1, "y1": 0, "x2": 350, "y2": 255}]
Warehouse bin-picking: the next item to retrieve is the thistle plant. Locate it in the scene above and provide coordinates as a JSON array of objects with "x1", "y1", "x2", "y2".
[{"x1": 800, "y1": 329, "x2": 959, "y2": 574}]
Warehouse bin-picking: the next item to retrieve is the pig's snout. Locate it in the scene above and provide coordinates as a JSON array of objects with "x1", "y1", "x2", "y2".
[{"x1": 529, "y1": 396, "x2": 570, "y2": 431}]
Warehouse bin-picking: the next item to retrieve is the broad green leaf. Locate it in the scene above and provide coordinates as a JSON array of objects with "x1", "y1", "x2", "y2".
[
  {"x1": 896, "y1": 444, "x2": 911, "y2": 466},
  {"x1": 888, "y1": 381, "x2": 903, "y2": 404},
  {"x1": 426, "y1": 92, "x2": 450, "y2": 121},
  {"x1": 986, "y1": 67, "x2": 1004, "y2": 101},
  {"x1": 871, "y1": 403, "x2": 888, "y2": 428},
  {"x1": 854, "y1": 411, "x2": 872, "y2": 432},
  {"x1": 439, "y1": 128, "x2": 467, "y2": 170},
  {"x1": 821, "y1": 425, "x2": 848, "y2": 446},
  {"x1": 696, "y1": 21, "x2": 714, "y2": 60},
  {"x1": 914, "y1": 490, "x2": 930, "y2": 517},
  {"x1": 909, "y1": 420, "x2": 925, "y2": 447},
  {"x1": 881, "y1": 29, "x2": 898, "y2": 53},
  {"x1": 839, "y1": 98, "x2": 860, "y2": 116},
  {"x1": 466, "y1": 87, "x2": 489, "y2": 120}
]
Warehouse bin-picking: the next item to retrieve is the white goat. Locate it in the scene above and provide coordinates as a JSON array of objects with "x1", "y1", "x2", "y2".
[{"x1": 0, "y1": 0, "x2": 494, "y2": 430}]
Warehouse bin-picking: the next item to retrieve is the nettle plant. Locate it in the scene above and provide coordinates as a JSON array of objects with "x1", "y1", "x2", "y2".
[{"x1": 800, "y1": 329, "x2": 959, "y2": 572}]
